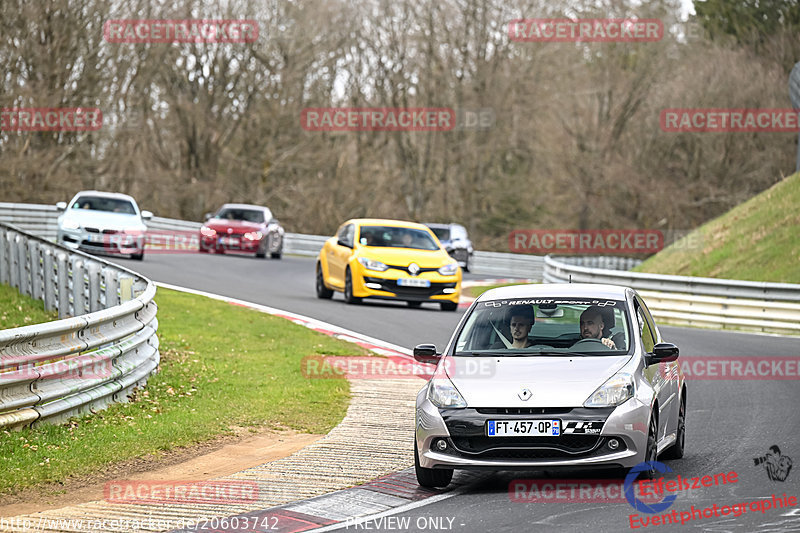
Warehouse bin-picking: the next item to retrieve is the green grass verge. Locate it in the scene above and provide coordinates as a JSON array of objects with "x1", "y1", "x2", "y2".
[
  {"x1": 467, "y1": 283, "x2": 533, "y2": 299},
  {"x1": 0, "y1": 283, "x2": 57, "y2": 329},
  {"x1": 635, "y1": 173, "x2": 800, "y2": 283},
  {"x1": 0, "y1": 287, "x2": 362, "y2": 495}
]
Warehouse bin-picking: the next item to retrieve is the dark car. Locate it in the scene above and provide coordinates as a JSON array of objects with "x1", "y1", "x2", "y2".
[
  {"x1": 425, "y1": 223, "x2": 473, "y2": 272},
  {"x1": 199, "y1": 203, "x2": 284, "y2": 259}
]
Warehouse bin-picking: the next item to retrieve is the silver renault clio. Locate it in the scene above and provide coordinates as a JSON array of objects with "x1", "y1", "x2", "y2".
[{"x1": 413, "y1": 283, "x2": 686, "y2": 488}]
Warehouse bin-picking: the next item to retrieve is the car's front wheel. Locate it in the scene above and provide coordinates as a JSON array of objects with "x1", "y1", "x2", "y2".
[
  {"x1": 414, "y1": 440, "x2": 453, "y2": 488},
  {"x1": 344, "y1": 268, "x2": 362, "y2": 304},
  {"x1": 642, "y1": 412, "x2": 659, "y2": 479},
  {"x1": 440, "y1": 301, "x2": 458, "y2": 312},
  {"x1": 316, "y1": 264, "x2": 334, "y2": 299},
  {"x1": 661, "y1": 392, "x2": 686, "y2": 460}
]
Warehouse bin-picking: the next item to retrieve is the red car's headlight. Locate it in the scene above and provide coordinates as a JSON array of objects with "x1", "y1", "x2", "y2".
[{"x1": 200, "y1": 226, "x2": 216, "y2": 237}]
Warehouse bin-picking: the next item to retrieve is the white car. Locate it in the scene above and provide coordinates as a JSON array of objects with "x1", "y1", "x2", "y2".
[
  {"x1": 413, "y1": 283, "x2": 686, "y2": 487},
  {"x1": 56, "y1": 191, "x2": 153, "y2": 260}
]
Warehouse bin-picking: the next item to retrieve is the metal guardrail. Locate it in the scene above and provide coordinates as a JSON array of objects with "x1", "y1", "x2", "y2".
[
  {"x1": 0, "y1": 222, "x2": 160, "y2": 429},
  {"x1": 544, "y1": 255, "x2": 800, "y2": 335}
]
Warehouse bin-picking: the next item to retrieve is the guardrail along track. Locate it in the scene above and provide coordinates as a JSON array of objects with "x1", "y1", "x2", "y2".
[
  {"x1": 544, "y1": 256, "x2": 800, "y2": 335},
  {"x1": 0, "y1": 222, "x2": 159, "y2": 429}
]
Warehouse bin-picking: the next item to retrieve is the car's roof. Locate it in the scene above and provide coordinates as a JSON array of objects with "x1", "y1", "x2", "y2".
[
  {"x1": 346, "y1": 218, "x2": 431, "y2": 230},
  {"x1": 477, "y1": 283, "x2": 632, "y2": 302},
  {"x1": 72, "y1": 190, "x2": 136, "y2": 202},
  {"x1": 219, "y1": 203, "x2": 269, "y2": 211}
]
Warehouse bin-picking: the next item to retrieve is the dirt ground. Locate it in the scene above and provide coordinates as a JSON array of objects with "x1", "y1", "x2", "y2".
[{"x1": 0, "y1": 428, "x2": 322, "y2": 517}]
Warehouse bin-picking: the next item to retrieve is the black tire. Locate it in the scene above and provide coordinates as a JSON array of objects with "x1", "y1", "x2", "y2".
[
  {"x1": 344, "y1": 268, "x2": 362, "y2": 304},
  {"x1": 661, "y1": 392, "x2": 686, "y2": 460},
  {"x1": 271, "y1": 250, "x2": 282, "y2": 259},
  {"x1": 407, "y1": 301, "x2": 422, "y2": 308},
  {"x1": 256, "y1": 238, "x2": 267, "y2": 259},
  {"x1": 198, "y1": 240, "x2": 210, "y2": 253},
  {"x1": 316, "y1": 264, "x2": 334, "y2": 299},
  {"x1": 130, "y1": 251, "x2": 144, "y2": 261},
  {"x1": 440, "y1": 301, "x2": 458, "y2": 312},
  {"x1": 414, "y1": 440, "x2": 453, "y2": 488},
  {"x1": 642, "y1": 412, "x2": 659, "y2": 479},
  {"x1": 462, "y1": 256, "x2": 470, "y2": 273}
]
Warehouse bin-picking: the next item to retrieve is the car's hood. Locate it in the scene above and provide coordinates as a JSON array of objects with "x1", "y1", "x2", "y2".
[
  {"x1": 445, "y1": 355, "x2": 631, "y2": 408},
  {"x1": 358, "y1": 247, "x2": 451, "y2": 267},
  {"x1": 61, "y1": 210, "x2": 144, "y2": 230},
  {"x1": 204, "y1": 219, "x2": 263, "y2": 231}
]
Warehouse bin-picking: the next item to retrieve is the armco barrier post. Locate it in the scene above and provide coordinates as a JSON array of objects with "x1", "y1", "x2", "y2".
[
  {"x1": 18, "y1": 236, "x2": 29, "y2": 296},
  {"x1": 87, "y1": 262, "x2": 102, "y2": 312},
  {"x1": 105, "y1": 268, "x2": 119, "y2": 307},
  {"x1": 43, "y1": 247, "x2": 56, "y2": 311},
  {"x1": 9, "y1": 233, "x2": 20, "y2": 290},
  {"x1": 119, "y1": 275, "x2": 133, "y2": 302},
  {"x1": 0, "y1": 228, "x2": 7, "y2": 284},
  {"x1": 30, "y1": 241, "x2": 42, "y2": 301},
  {"x1": 56, "y1": 252, "x2": 69, "y2": 318},
  {"x1": 72, "y1": 258, "x2": 86, "y2": 316}
]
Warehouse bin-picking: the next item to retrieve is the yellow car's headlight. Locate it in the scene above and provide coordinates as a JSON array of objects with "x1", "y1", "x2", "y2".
[
  {"x1": 358, "y1": 257, "x2": 389, "y2": 272},
  {"x1": 438, "y1": 262, "x2": 459, "y2": 276}
]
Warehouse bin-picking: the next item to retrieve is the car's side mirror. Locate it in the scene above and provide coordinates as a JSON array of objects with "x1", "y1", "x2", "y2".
[
  {"x1": 337, "y1": 238, "x2": 352, "y2": 248},
  {"x1": 56, "y1": 202, "x2": 67, "y2": 211},
  {"x1": 413, "y1": 344, "x2": 441, "y2": 364},
  {"x1": 647, "y1": 342, "x2": 679, "y2": 365},
  {"x1": 141, "y1": 210, "x2": 153, "y2": 221},
  {"x1": 204, "y1": 213, "x2": 213, "y2": 221}
]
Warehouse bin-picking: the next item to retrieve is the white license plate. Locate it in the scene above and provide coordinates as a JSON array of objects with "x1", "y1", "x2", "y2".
[
  {"x1": 487, "y1": 420, "x2": 561, "y2": 437},
  {"x1": 219, "y1": 236, "x2": 239, "y2": 245},
  {"x1": 86, "y1": 233, "x2": 104, "y2": 243},
  {"x1": 397, "y1": 278, "x2": 430, "y2": 288}
]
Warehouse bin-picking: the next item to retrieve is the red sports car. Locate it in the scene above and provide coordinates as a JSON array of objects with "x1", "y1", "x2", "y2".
[{"x1": 199, "y1": 204, "x2": 284, "y2": 258}]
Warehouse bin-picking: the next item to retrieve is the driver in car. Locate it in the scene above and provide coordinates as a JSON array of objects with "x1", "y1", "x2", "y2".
[{"x1": 578, "y1": 306, "x2": 617, "y2": 349}]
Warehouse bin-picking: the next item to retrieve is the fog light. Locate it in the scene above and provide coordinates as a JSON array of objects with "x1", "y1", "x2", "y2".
[
  {"x1": 435, "y1": 439, "x2": 448, "y2": 451},
  {"x1": 608, "y1": 438, "x2": 620, "y2": 450},
  {"x1": 442, "y1": 288, "x2": 456, "y2": 294},
  {"x1": 365, "y1": 282, "x2": 382, "y2": 289}
]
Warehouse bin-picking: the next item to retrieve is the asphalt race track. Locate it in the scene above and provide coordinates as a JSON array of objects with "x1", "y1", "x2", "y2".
[{"x1": 115, "y1": 252, "x2": 800, "y2": 533}]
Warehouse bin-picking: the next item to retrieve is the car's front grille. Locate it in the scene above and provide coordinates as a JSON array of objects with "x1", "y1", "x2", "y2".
[
  {"x1": 476, "y1": 407, "x2": 573, "y2": 416},
  {"x1": 384, "y1": 264, "x2": 440, "y2": 275},
  {"x1": 363, "y1": 277, "x2": 456, "y2": 299},
  {"x1": 450, "y1": 435, "x2": 604, "y2": 455}
]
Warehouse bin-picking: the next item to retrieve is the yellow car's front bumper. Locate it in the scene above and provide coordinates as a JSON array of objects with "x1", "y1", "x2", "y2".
[{"x1": 351, "y1": 267, "x2": 461, "y2": 304}]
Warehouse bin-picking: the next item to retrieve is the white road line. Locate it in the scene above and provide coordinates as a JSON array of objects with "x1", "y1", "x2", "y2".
[{"x1": 306, "y1": 489, "x2": 464, "y2": 532}]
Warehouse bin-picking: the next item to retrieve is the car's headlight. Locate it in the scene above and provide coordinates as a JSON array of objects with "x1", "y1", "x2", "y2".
[
  {"x1": 584, "y1": 373, "x2": 635, "y2": 407},
  {"x1": 358, "y1": 257, "x2": 389, "y2": 272},
  {"x1": 244, "y1": 231, "x2": 263, "y2": 240},
  {"x1": 437, "y1": 262, "x2": 459, "y2": 276},
  {"x1": 427, "y1": 376, "x2": 467, "y2": 409},
  {"x1": 200, "y1": 226, "x2": 216, "y2": 237},
  {"x1": 61, "y1": 220, "x2": 80, "y2": 230}
]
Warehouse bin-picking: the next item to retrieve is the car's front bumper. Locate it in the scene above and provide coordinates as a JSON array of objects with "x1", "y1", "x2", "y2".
[
  {"x1": 415, "y1": 387, "x2": 650, "y2": 470},
  {"x1": 354, "y1": 270, "x2": 461, "y2": 303},
  {"x1": 200, "y1": 234, "x2": 262, "y2": 252},
  {"x1": 58, "y1": 229, "x2": 144, "y2": 256}
]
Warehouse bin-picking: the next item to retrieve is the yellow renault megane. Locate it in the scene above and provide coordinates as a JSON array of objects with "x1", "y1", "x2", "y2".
[{"x1": 316, "y1": 219, "x2": 462, "y2": 311}]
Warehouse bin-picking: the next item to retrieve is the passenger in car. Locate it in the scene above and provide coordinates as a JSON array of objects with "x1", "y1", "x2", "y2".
[
  {"x1": 491, "y1": 305, "x2": 535, "y2": 349},
  {"x1": 579, "y1": 306, "x2": 618, "y2": 349}
]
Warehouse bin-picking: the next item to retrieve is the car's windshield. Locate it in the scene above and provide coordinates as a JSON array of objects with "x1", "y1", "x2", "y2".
[
  {"x1": 359, "y1": 225, "x2": 439, "y2": 250},
  {"x1": 429, "y1": 227, "x2": 450, "y2": 241},
  {"x1": 71, "y1": 196, "x2": 136, "y2": 214},
  {"x1": 454, "y1": 297, "x2": 631, "y2": 356},
  {"x1": 214, "y1": 208, "x2": 264, "y2": 223}
]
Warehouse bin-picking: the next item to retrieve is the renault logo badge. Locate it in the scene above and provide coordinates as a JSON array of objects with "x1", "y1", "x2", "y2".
[
  {"x1": 518, "y1": 388, "x2": 532, "y2": 401},
  {"x1": 408, "y1": 263, "x2": 420, "y2": 276}
]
